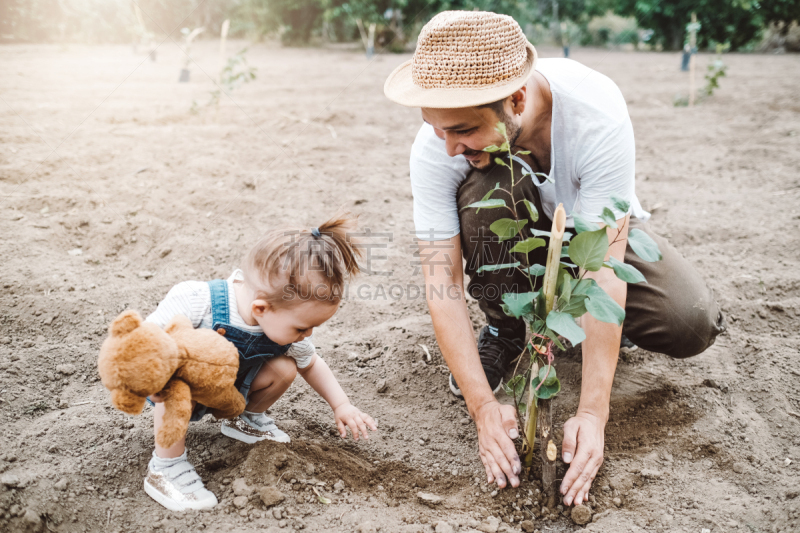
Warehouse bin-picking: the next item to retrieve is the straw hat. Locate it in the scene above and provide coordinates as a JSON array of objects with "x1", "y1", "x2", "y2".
[{"x1": 384, "y1": 11, "x2": 538, "y2": 109}]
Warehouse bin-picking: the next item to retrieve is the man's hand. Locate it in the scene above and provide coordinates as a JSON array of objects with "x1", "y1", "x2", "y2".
[
  {"x1": 334, "y1": 403, "x2": 377, "y2": 441},
  {"x1": 559, "y1": 412, "x2": 606, "y2": 506},
  {"x1": 474, "y1": 401, "x2": 522, "y2": 488}
]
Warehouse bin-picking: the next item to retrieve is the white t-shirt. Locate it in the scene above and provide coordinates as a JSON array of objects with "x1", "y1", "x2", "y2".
[
  {"x1": 145, "y1": 269, "x2": 316, "y2": 369},
  {"x1": 409, "y1": 58, "x2": 650, "y2": 241}
]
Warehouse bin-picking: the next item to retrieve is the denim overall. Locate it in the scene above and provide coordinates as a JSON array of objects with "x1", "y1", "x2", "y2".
[{"x1": 189, "y1": 279, "x2": 292, "y2": 421}]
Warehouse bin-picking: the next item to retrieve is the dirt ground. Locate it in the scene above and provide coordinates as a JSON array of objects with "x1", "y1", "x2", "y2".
[{"x1": 0, "y1": 40, "x2": 799, "y2": 533}]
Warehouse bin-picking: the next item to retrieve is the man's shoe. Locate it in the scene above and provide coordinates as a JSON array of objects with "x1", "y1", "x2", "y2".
[
  {"x1": 620, "y1": 335, "x2": 638, "y2": 354},
  {"x1": 144, "y1": 451, "x2": 217, "y2": 512},
  {"x1": 449, "y1": 325, "x2": 526, "y2": 398},
  {"x1": 221, "y1": 411, "x2": 291, "y2": 444}
]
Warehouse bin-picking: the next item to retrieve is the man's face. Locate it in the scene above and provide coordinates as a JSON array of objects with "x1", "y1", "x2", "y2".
[{"x1": 421, "y1": 105, "x2": 518, "y2": 170}]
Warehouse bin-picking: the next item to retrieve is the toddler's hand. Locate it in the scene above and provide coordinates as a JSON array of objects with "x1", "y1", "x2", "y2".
[{"x1": 334, "y1": 403, "x2": 377, "y2": 441}]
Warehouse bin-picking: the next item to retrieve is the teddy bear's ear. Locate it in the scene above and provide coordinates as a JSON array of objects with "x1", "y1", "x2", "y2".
[
  {"x1": 111, "y1": 388, "x2": 147, "y2": 415},
  {"x1": 164, "y1": 314, "x2": 193, "y2": 335},
  {"x1": 109, "y1": 310, "x2": 143, "y2": 337}
]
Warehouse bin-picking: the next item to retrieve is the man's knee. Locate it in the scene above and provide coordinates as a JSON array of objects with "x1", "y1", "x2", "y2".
[{"x1": 660, "y1": 307, "x2": 726, "y2": 359}]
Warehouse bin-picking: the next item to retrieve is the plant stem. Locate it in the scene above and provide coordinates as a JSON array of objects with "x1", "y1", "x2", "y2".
[{"x1": 525, "y1": 204, "x2": 565, "y2": 503}]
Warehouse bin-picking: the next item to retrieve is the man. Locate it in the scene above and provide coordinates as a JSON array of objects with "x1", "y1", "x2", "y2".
[{"x1": 384, "y1": 11, "x2": 726, "y2": 506}]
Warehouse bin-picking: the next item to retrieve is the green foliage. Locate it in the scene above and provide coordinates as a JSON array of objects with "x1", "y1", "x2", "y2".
[
  {"x1": 605, "y1": 256, "x2": 646, "y2": 284},
  {"x1": 628, "y1": 228, "x2": 662, "y2": 262},
  {"x1": 531, "y1": 366, "x2": 561, "y2": 400},
  {"x1": 614, "y1": 0, "x2": 767, "y2": 51},
  {"x1": 501, "y1": 291, "x2": 539, "y2": 319},
  {"x1": 477, "y1": 262, "x2": 520, "y2": 273},
  {"x1": 582, "y1": 279, "x2": 626, "y2": 325},
  {"x1": 568, "y1": 228, "x2": 608, "y2": 272},
  {"x1": 572, "y1": 213, "x2": 597, "y2": 234},
  {"x1": 510, "y1": 237, "x2": 546, "y2": 254},
  {"x1": 490, "y1": 218, "x2": 528, "y2": 242},
  {"x1": 546, "y1": 311, "x2": 586, "y2": 345},
  {"x1": 209, "y1": 48, "x2": 257, "y2": 106},
  {"x1": 464, "y1": 121, "x2": 664, "y2": 416},
  {"x1": 704, "y1": 52, "x2": 727, "y2": 96}
]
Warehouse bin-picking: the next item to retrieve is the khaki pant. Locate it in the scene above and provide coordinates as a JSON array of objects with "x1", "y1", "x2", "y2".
[{"x1": 456, "y1": 160, "x2": 726, "y2": 358}]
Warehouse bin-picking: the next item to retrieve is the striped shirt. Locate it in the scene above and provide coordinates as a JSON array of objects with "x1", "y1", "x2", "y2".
[{"x1": 145, "y1": 269, "x2": 315, "y2": 368}]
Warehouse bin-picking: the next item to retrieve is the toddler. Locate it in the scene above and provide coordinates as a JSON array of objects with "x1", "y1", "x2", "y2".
[{"x1": 142, "y1": 213, "x2": 376, "y2": 511}]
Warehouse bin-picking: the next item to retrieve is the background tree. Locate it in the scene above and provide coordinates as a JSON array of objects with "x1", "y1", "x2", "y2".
[{"x1": 614, "y1": 0, "x2": 764, "y2": 51}]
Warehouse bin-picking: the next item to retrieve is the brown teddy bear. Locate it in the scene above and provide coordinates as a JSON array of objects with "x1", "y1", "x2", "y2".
[{"x1": 98, "y1": 310, "x2": 246, "y2": 448}]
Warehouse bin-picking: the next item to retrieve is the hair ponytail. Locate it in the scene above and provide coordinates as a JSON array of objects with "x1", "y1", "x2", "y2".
[{"x1": 243, "y1": 211, "x2": 363, "y2": 307}]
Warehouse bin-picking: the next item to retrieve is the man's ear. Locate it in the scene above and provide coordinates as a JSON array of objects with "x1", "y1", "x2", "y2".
[
  {"x1": 510, "y1": 86, "x2": 527, "y2": 115},
  {"x1": 251, "y1": 299, "x2": 271, "y2": 319}
]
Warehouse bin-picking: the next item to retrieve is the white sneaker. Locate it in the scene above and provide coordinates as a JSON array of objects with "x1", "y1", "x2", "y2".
[
  {"x1": 144, "y1": 451, "x2": 217, "y2": 512},
  {"x1": 221, "y1": 411, "x2": 291, "y2": 444}
]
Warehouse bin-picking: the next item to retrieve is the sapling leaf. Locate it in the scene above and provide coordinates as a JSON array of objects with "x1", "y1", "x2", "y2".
[
  {"x1": 584, "y1": 281, "x2": 626, "y2": 325},
  {"x1": 522, "y1": 199, "x2": 539, "y2": 222},
  {"x1": 534, "y1": 172, "x2": 555, "y2": 184},
  {"x1": 516, "y1": 150, "x2": 531, "y2": 155},
  {"x1": 474, "y1": 183, "x2": 501, "y2": 213},
  {"x1": 499, "y1": 142, "x2": 510, "y2": 152},
  {"x1": 560, "y1": 261, "x2": 577, "y2": 268},
  {"x1": 563, "y1": 231, "x2": 573, "y2": 242},
  {"x1": 538, "y1": 365, "x2": 559, "y2": 387},
  {"x1": 610, "y1": 195, "x2": 631, "y2": 213},
  {"x1": 531, "y1": 373, "x2": 561, "y2": 400},
  {"x1": 568, "y1": 228, "x2": 609, "y2": 272},
  {"x1": 628, "y1": 228, "x2": 663, "y2": 262},
  {"x1": 477, "y1": 262, "x2": 521, "y2": 273},
  {"x1": 525, "y1": 264, "x2": 546, "y2": 277},
  {"x1": 534, "y1": 292, "x2": 547, "y2": 321},
  {"x1": 560, "y1": 293, "x2": 588, "y2": 318},
  {"x1": 462, "y1": 199, "x2": 506, "y2": 210},
  {"x1": 570, "y1": 278, "x2": 594, "y2": 297},
  {"x1": 546, "y1": 330, "x2": 566, "y2": 351},
  {"x1": 561, "y1": 247, "x2": 570, "y2": 258},
  {"x1": 546, "y1": 311, "x2": 586, "y2": 345},
  {"x1": 490, "y1": 218, "x2": 528, "y2": 241},
  {"x1": 530, "y1": 229, "x2": 551, "y2": 238},
  {"x1": 560, "y1": 272, "x2": 572, "y2": 302},
  {"x1": 505, "y1": 374, "x2": 527, "y2": 398},
  {"x1": 600, "y1": 208, "x2": 619, "y2": 229},
  {"x1": 573, "y1": 213, "x2": 597, "y2": 234},
  {"x1": 607, "y1": 256, "x2": 647, "y2": 284},
  {"x1": 509, "y1": 237, "x2": 546, "y2": 254},
  {"x1": 495, "y1": 122, "x2": 507, "y2": 137},
  {"x1": 494, "y1": 157, "x2": 508, "y2": 168},
  {"x1": 483, "y1": 145, "x2": 501, "y2": 152},
  {"x1": 501, "y1": 291, "x2": 538, "y2": 318},
  {"x1": 518, "y1": 402, "x2": 526, "y2": 415}
]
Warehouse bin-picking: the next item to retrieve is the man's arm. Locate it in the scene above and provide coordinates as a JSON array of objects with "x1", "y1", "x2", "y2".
[
  {"x1": 559, "y1": 215, "x2": 630, "y2": 506},
  {"x1": 418, "y1": 236, "x2": 522, "y2": 488}
]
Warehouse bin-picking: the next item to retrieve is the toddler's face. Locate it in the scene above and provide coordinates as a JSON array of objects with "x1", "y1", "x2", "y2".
[{"x1": 255, "y1": 299, "x2": 339, "y2": 345}]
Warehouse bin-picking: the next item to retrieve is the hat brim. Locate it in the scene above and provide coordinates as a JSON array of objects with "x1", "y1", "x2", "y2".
[{"x1": 384, "y1": 42, "x2": 537, "y2": 109}]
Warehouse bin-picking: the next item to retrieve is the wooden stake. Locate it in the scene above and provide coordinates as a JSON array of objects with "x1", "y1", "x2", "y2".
[
  {"x1": 688, "y1": 12, "x2": 698, "y2": 106},
  {"x1": 524, "y1": 204, "x2": 565, "y2": 506},
  {"x1": 523, "y1": 360, "x2": 538, "y2": 466},
  {"x1": 542, "y1": 204, "x2": 567, "y2": 314}
]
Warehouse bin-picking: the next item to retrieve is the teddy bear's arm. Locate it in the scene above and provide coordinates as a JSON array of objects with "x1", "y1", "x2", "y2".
[
  {"x1": 155, "y1": 378, "x2": 194, "y2": 449},
  {"x1": 205, "y1": 385, "x2": 246, "y2": 420}
]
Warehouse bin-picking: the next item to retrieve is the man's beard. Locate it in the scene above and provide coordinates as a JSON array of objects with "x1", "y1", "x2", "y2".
[{"x1": 466, "y1": 111, "x2": 522, "y2": 169}]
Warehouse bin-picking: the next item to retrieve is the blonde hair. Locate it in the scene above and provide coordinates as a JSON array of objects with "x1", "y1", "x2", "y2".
[{"x1": 242, "y1": 212, "x2": 362, "y2": 308}]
